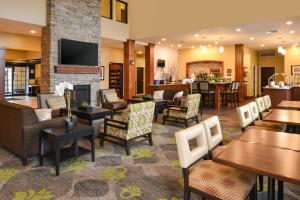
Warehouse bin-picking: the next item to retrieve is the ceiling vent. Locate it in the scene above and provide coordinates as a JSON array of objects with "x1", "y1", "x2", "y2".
[{"x1": 260, "y1": 51, "x2": 275, "y2": 57}]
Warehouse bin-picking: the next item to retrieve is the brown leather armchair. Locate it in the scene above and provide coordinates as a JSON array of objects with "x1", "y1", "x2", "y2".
[
  {"x1": 99, "y1": 89, "x2": 127, "y2": 111},
  {"x1": 0, "y1": 102, "x2": 65, "y2": 165}
]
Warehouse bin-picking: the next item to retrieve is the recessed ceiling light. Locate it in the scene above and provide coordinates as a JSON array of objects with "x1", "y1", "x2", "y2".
[
  {"x1": 214, "y1": 41, "x2": 219, "y2": 45},
  {"x1": 249, "y1": 37, "x2": 255, "y2": 40},
  {"x1": 260, "y1": 44, "x2": 265, "y2": 47},
  {"x1": 266, "y1": 31, "x2": 272, "y2": 34},
  {"x1": 30, "y1": 30, "x2": 36, "y2": 34},
  {"x1": 191, "y1": 46, "x2": 195, "y2": 49},
  {"x1": 236, "y1": 28, "x2": 242, "y2": 32},
  {"x1": 289, "y1": 30, "x2": 295, "y2": 34},
  {"x1": 293, "y1": 43, "x2": 298, "y2": 47},
  {"x1": 162, "y1": 38, "x2": 166, "y2": 41},
  {"x1": 158, "y1": 42, "x2": 161, "y2": 45},
  {"x1": 170, "y1": 44, "x2": 174, "y2": 47},
  {"x1": 286, "y1": 21, "x2": 293, "y2": 25},
  {"x1": 219, "y1": 46, "x2": 224, "y2": 53},
  {"x1": 137, "y1": 51, "x2": 143, "y2": 54},
  {"x1": 177, "y1": 44, "x2": 182, "y2": 48},
  {"x1": 194, "y1": 34, "x2": 199, "y2": 37},
  {"x1": 207, "y1": 44, "x2": 212, "y2": 48}
]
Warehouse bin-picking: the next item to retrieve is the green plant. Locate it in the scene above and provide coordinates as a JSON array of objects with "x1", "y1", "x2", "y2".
[{"x1": 81, "y1": 101, "x2": 89, "y2": 107}]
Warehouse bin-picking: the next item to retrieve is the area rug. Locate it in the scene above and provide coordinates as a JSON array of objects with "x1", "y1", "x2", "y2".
[{"x1": 0, "y1": 109, "x2": 299, "y2": 200}]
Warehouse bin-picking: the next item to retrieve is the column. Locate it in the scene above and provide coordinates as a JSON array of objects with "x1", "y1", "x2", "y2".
[
  {"x1": 235, "y1": 44, "x2": 245, "y2": 100},
  {"x1": 145, "y1": 43, "x2": 155, "y2": 94},
  {"x1": 0, "y1": 47, "x2": 6, "y2": 102},
  {"x1": 123, "y1": 39, "x2": 135, "y2": 100}
]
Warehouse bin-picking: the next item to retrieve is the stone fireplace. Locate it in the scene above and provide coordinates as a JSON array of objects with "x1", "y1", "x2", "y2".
[
  {"x1": 41, "y1": 0, "x2": 101, "y2": 106},
  {"x1": 72, "y1": 85, "x2": 91, "y2": 106}
]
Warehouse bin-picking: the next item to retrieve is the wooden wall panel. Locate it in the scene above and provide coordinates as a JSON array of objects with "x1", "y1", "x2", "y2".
[
  {"x1": 123, "y1": 39, "x2": 135, "y2": 100},
  {"x1": 235, "y1": 44, "x2": 245, "y2": 99},
  {"x1": 0, "y1": 48, "x2": 5, "y2": 102},
  {"x1": 145, "y1": 43, "x2": 155, "y2": 94}
]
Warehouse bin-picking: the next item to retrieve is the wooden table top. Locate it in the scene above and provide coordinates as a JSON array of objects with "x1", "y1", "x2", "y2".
[
  {"x1": 239, "y1": 128, "x2": 300, "y2": 151},
  {"x1": 213, "y1": 140, "x2": 300, "y2": 185},
  {"x1": 263, "y1": 109, "x2": 300, "y2": 125},
  {"x1": 277, "y1": 100, "x2": 300, "y2": 109}
]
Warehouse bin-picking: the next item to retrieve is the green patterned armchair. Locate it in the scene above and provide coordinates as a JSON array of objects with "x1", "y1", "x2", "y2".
[
  {"x1": 163, "y1": 94, "x2": 201, "y2": 127},
  {"x1": 101, "y1": 101, "x2": 155, "y2": 155}
]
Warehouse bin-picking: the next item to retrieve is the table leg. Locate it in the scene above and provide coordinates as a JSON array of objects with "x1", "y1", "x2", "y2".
[
  {"x1": 39, "y1": 132, "x2": 44, "y2": 166},
  {"x1": 278, "y1": 180, "x2": 284, "y2": 200},
  {"x1": 55, "y1": 142, "x2": 61, "y2": 176},
  {"x1": 91, "y1": 134, "x2": 95, "y2": 162},
  {"x1": 214, "y1": 85, "x2": 221, "y2": 110},
  {"x1": 74, "y1": 139, "x2": 79, "y2": 157}
]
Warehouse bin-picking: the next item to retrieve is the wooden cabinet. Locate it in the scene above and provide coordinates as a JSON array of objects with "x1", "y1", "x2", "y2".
[{"x1": 109, "y1": 63, "x2": 123, "y2": 98}]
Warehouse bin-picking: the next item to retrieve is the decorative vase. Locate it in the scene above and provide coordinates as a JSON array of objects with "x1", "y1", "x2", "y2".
[{"x1": 65, "y1": 115, "x2": 77, "y2": 130}]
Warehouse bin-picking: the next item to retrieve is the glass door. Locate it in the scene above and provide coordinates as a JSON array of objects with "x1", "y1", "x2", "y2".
[
  {"x1": 13, "y1": 66, "x2": 29, "y2": 95},
  {"x1": 5, "y1": 67, "x2": 13, "y2": 95}
]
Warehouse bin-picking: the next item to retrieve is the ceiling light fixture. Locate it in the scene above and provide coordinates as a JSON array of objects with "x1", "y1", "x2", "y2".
[
  {"x1": 170, "y1": 44, "x2": 174, "y2": 47},
  {"x1": 214, "y1": 41, "x2": 219, "y2": 45},
  {"x1": 260, "y1": 44, "x2": 265, "y2": 47},
  {"x1": 202, "y1": 46, "x2": 208, "y2": 52},
  {"x1": 266, "y1": 31, "x2": 272, "y2": 34},
  {"x1": 289, "y1": 30, "x2": 295, "y2": 34},
  {"x1": 30, "y1": 30, "x2": 36, "y2": 34},
  {"x1": 281, "y1": 49, "x2": 286, "y2": 55},
  {"x1": 278, "y1": 46, "x2": 283, "y2": 53},
  {"x1": 286, "y1": 21, "x2": 293, "y2": 25},
  {"x1": 219, "y1": 46, "x2": 224, "y2": 53},
  {"x1": 177, "y1": 44, "x2": 182, "y2": 48},
  {"x1": 236, "y1": 28, "x2": 242, "y2": 32},
  {"x1": 293, "y1": 43, "x2": 299, "y2": 47},
  {"x1": 249, "y1": 37, "x2": 255, "y2": 40},
  {"x1": 162, "y1": 38, "x2": 166, "y2": 41},
  {"x1": 194, "y1": 34, "x2": 199, "y2": 37},
  {"x1": 207, "y1": 44, "x2": 211, "y2": 48},
  {"x1": 158, "y1": 42, "x2": 161, "y2": 45},
  {"x1": 191, "y1": 46, "x2": 195, "y2": 49}
]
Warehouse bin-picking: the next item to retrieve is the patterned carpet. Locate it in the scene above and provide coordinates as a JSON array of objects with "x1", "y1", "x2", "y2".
[{"x1": 0, "y1": 108, "x2": 299, "y2": 200}]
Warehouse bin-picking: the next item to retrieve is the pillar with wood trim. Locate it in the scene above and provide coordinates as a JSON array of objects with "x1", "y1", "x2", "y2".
[
  {"x1": 123, "y1": 39, "x2": 135, "y2": 100},
  {"x1": 0, "y1": 47, "x2": 6, "y2": 102},
  {"x1": 145, "y1": 43, "x2": 155, "y2": 95},
  {"x1": 235, "y1": 44, "x2": 246, "y2": 100}
]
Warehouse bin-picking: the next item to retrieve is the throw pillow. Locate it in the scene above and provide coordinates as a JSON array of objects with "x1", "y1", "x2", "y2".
[
  {"x1": 173, "y1": 91, "x2": 184, "y2": 101},
  {"x1": 34, "y1": 109, "x2": 52, "y2": 122},
  {"x1": 153, "y1": 90, "x2": 164, "y2": 100},
  {"x1": 46, "y1": 96, "x2": 66, "y2": 110},
  {"x1": 105, "y1": 93, "x2": 119, "y2": 102}
]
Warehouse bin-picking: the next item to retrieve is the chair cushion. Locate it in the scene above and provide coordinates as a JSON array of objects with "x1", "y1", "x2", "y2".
[
  {"x1": 34, "y1": 109, "x2": 52, "y2": 122},
  {"x1": 163, "y1": 108, "x2": 188, "y2": 119},
  {"x1": 46, "y1": 96, "x2": 66, "y2": 110},
  {"x1": 189, "y1": 160, "x2": 256, "y2": 200},
  {"x1": 254, "y1": 120, "x2": 286, "y2": 132},
  {"x1": 153, "y1": 90, "x2": 164, "y2": 100},
  {"x1": 105, "y1": 93, "x2": 119, "y2": 102}
]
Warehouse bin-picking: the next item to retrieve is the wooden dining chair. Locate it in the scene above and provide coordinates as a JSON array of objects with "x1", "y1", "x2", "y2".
[
  {"x1": 221, "y1": 81, "x2": 237, "y2": 108},
  {"x1": 263, "y1": 95, "x2": 272, "y2": 111},
  {"x1": 175, "y1": 123, "x2": 257, "y2": 200},
  {"x1": 199, "y1": 81, "x2": 214, "y2": 108}
]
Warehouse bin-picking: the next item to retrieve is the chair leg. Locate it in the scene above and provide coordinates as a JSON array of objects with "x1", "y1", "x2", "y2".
[
  {"x1": 249, "y1": 182, "x2": 257, "y2": 200},
  {"x1": 21, "y1": 158, "x2": 28, "y2": 166},
  {"x1": 236, "y1": 92, "x2": 240, "y2": 107},
  {"x1": 183, "y1": 187, "x2": 191, "y2": 200},
  {"x1": 163, "y1": 116, "x2": 166, "y2": 125},
  {"x1": 185, "y1": 119, "x2": 189, "y2": 128},
  {"x1": 259, "y1": 175, "x2": 264, "y2": 192},
  {"x1": 125, "y1": 141, "x2": 130, "y2": 155},
  {"x1": 196, "y1": 116, "x2": 199, "y2": 124},
  {"x1": 207, "y1": 94, "x2": 210, "y2": 109},
  {"x1": 148, "y1": 133, "x2": 153, "y2": 146}
]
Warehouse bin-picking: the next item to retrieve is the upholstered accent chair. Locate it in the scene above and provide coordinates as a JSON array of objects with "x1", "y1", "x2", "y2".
[
  {"x1": 175, "y1": 123, "x2": 257, "y2": 200},
  {"x1": 255, "y1": 97, "x2": 270, "y2": 119},
  {"x1": 163, "y1": 94, "x2": 201, "y2": 127},
  {"x1": 99, "y1": 89, "x2": 127, "y2": 112},
  {"x1": 101, "y1": 101, "x2": 155, "y2": 155},
  {"x1": 248, "y1": 102, "x2": 285, "y2": 132}
]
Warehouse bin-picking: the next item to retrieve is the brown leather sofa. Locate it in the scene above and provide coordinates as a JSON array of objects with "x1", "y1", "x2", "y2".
[
  {"x1": 0, "y1": 101, "x2": 65, "y2": 165},
  {"x1": 99, "y1": 89, "x2": 127, "y2": 111}
]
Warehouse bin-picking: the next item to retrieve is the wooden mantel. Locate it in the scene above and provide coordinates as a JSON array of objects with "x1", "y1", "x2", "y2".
[{"x1": 54, "y1": 65, "x2": 100, "y2": 74}]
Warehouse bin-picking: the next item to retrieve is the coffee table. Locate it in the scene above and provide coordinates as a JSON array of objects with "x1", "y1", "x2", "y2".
[
  {"x1": 128, "y1": 98, "x2": 168, "y2": 121},
  {"x1": 39, "y1": 123, "x2": 95, "y2": 176},
  {"x1": 60, "y1": 107, "x2": 113, "y2": 126}
]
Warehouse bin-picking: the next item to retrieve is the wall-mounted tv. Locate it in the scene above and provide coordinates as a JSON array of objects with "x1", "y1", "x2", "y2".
[
  {"x1": 60, "y1": 39, "x2": 98, "y2": 66},
  {"x1": 157, "y1": 59, "x2": 165, "y2": 67}
]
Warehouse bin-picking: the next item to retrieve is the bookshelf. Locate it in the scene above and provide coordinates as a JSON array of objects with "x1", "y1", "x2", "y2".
[{"x1": 109, "y1": 63, "x2": 123, "y2": 98}]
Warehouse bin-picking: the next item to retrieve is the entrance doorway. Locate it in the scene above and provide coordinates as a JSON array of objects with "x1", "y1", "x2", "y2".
[
  {"x1": 136, "y1": 67, "x2": 144, "y2": 95},
  {"x1": 5, "y1": 65, "x2": 29, "y2": 96},
  {"x1": 260, "y1": 66, "x2": 275, "y2": 94}
]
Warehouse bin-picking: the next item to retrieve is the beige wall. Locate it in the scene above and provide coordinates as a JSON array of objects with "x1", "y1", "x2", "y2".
[
  {"x1": 285, "y1": 46, "x2": 300, "y2": 83},
  {"x1": 5, "y1": 49, "x2": 41, "y2": 60},
  {"x1": 0, "y1": 0, "x2": 46, "y2": 26},
  {"x1": 244, "y1": 47, "x2": 258, "y2": 97},
  {"x1": 100, "y1": 46, "x2": 124, "y2": 89},
  {"x1": 0, "y1": 32, "x2": 41, "y2": 51},
  {"x1": 129, "y1": 0, "x2": 300, "y2": 39},
  {"x1": 258, "y1": 51, "x2": 284, "y2": 72},
  {"x1": 178, "y1": 45, "x2": 235, "y2": 80}
]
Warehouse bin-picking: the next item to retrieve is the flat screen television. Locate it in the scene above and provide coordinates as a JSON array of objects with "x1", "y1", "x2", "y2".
[
  {"x1": 157, "y1": 59, "x2": 165, "y2": 67},
  {"x1": 60, "y1": 39, "x2": 98, "y2": 66}
]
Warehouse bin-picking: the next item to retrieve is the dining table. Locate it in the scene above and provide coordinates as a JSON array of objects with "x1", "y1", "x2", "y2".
[
  {"x1": 213, "y1": 128, "x2": 300, "y2": 200},
  {"x1": 277, "y1": 100, "x2": 300, "y2": 110},
  {"x1": 209, "y1": 82, "x2": 230, "y2": 110}
]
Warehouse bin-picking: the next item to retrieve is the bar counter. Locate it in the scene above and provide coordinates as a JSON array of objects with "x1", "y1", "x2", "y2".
[
  {"x1": 148, "y1": 83, "x2": 190, "y2": 94},
  {"x1": 262, "y1": 86, "x2": 300, "y2": 108}
]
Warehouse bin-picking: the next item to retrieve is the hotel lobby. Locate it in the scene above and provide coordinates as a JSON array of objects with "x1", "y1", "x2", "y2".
[{"x1": 0, "y1": 0, "x2": 300, "y2": 199}]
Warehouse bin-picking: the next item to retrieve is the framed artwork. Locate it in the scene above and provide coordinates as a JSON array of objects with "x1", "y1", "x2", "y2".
[
  {"x1": 291, "y1": 65, "x2": 300, "y2": 75},
  {"x1": 100, "y1": 66, "x2": 104, "y2": 80}
]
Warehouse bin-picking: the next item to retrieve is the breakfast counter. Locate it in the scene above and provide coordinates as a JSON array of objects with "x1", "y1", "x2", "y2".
[
  {"x1": 262, "y1": 86, "x2": 300, "y2": 108},
  {"x1": 148, "y1": 83, "x2": 190, "y2": 94}
]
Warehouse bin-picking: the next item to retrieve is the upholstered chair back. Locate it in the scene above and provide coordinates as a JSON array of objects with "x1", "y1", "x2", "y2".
[
  {"x1": 99, "y1": 89, "x2": 117, "y2": 104},
  {"x1": 255, "y1": 97, "x2": 266, "y2": 113},
  {"x1": 182, "y1": 94, "x2": 201, "y2": 118},
  {"x1": 248, "y1": 102, "x2": 260, "y2": 121},
  {"x1": 175, "y1": 123, "x2": 209, "y2": 168},
  {"x1": 263, "y1": 95, "x2": 272, "y2": 110},
  {"x1": 202, "y1": 116, "x2": 223, "y2": 150},
  {"x1": 126, "y1": 101, "x2": 155, "y2": 139},
  {"x1": 199, "y1": 81, "x2": 209, "y2": 91},
  {"x1": 236, "y1": 104, "x2": 253, "y2": 129}
]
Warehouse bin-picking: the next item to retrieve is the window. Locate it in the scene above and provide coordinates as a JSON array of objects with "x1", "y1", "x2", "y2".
[
  {"x1": 116, "y1": 0, "x2": 128, "y2": 23},
  {"x1": 101, "y1": 0, "x2": 112, "y2": 19}
]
